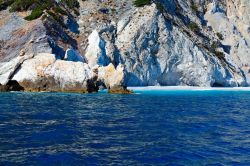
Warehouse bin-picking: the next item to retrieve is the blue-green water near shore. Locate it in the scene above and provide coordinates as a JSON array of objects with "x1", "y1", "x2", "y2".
[{"x1": 0, "y1": 89, "x2": 250, "y2": 165}]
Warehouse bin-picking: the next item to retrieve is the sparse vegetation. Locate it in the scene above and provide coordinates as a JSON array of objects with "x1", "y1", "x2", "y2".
[
  {"x1": 188, "y1": 22, "x2": 200, "y2": 32},
  {"x1": 216, "y1": 32, "x2": 224, "y2": 40},
  {"x1": 0, "y1": 0, "x2": 14, "y2": 10},
  {"x1": 111, "y1": 8, "x2": 116, "y2": 13},
  {"x1": 61, "y1": 0, "x2": 79, "y2": 9},
  {"x1": 0, "y1": 0, "x2": 79, "y2": 20},
  {"x1": 134, "y1": 0, "x2": 151, "y2": 7},
  {"x1": 215, "y1": 51, "x2": 225, "y2": 59},
  {"x1": 156, "y1": 3, "x2": 165, "y2": 13},
  {"x1": 24, "y1": 6, "x2": 44, "y2": 21},
  {"x1": 53, "y1": 6, "x2": 67, "y2": 15},
  {"x1": 211, "y1": 41, "x2": 225, "y2": 59},
  {"x1": 47, "y1": 10, "x2": 66, "y2": 27},
  {"x1": 211, "y1": 41, "x2": 219, "y2": 50},
  {"x1": 191, "y1": 4, "x2": 198, "y2": 13}
]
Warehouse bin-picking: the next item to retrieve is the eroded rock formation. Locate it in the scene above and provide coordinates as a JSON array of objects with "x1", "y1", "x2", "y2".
[
  {"x1": 0, "y1": 0, "x2": 250, "y2": 93},
  {"x1": 10, "y1": 53, "x2": 126, "y2": 93}
]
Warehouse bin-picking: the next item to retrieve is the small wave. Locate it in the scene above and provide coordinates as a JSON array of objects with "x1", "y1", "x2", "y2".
[{"x1": 128, "y1": 86, "x2": 250, "y2": 91}]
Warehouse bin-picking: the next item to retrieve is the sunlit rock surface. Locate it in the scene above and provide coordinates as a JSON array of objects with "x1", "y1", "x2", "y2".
[
  {"x1": 12, "y1": 53, "x2": 97, "y2": 92},
  {"x1": 1, "y1": 0, "x2": 250, "y2": 92}
]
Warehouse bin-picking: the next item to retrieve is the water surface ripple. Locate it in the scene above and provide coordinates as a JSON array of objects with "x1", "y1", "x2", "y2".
[{"x1": 0, "y1": 90, "x2": 250, "y2": 165}]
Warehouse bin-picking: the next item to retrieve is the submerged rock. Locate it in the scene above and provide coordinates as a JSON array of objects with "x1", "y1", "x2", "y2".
[{"x1": 108, "y1": 87, "x2": 133, "y2": 94}]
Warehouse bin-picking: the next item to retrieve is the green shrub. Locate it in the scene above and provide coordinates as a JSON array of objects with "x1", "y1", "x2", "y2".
[
  {"x1": 191, "y1": 4, "x2": 198, "y2": 12},
  {"x1": 111, "y1": 8, "x2": 116, "y2": 12},
  {"x1": 0, "y1": 0, "x2": 15, "y2": 10},
  {"x1": 61, "y1": 0, "x2": 79, "y2": 8},
  {"x1": 211, "y1": 41, "x2": 219, "y2": 50},
  {"x1": 211, "y1": 41, "x2": 225, "y2": 59},
  {"x1": 1, "y1": 0, "x2": 78, "y2": 21},
  {"x1": 24, "y1": 6, "x2": 43, "y2": 20},
  {"x1": 188, "y1": 22, "x2": 200, "y2": 32},
  {"x1": 216, "y1": 32, "x2": 224, "y2": 40},
  {"x1": 47, "y1": 10, "x2": 66, "y2": 27},
  {"x1": 73, "y1": 8, "x2": 79, "y2": 16},
  {"x1": 215, "y1": 51, "x2": 225, "y2": 59},
  {"x1": 53, "y1": 6, "x2": 67, "y2": 15},
  {"x1": 10, "y1": 0, "x2": 37, "y2": 12},
  {"x1": 156, "y1": 3, "x2": 164, "y2": 13},
  {"x1": 134, "y1": 0, "x2": 151, "y2": 7}
]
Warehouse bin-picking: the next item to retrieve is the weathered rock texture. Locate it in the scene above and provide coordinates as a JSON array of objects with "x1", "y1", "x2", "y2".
[
  {"x1": 76, "y1": 0, "x2": 250, "y2": 87},
  {"x1": 11, "y1": 53, "x2": 125, "y2": 93},
  {"x1": 0, "y1": 0, "x2": 250, "y2": 92}
]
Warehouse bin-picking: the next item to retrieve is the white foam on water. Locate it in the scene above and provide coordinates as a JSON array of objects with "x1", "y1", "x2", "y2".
[{"x1": 128, "y1": 86, "x2": 250, "y2": 91}]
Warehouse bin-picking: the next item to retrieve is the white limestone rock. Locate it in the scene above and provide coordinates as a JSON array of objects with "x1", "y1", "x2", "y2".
[
  {"x1": 44, "y1": 60, "x2": 97, "y2": 92},
  {"x1": 2, "y1": 0, "x2": 250, "y2": 90},
  {"x1": 84, "y1": 30, "x2": 110, "y2": 67},
  {"x1": 98, "y1": 63, "x2": 126, "y2": 89},
  {"x1": 0, "y1": 54, "x2": 33, "y2": 85},
  {"x1": 205, "y1": 0, "x2": 250, "y2": 85},
  {"x1": 113, "y1": 4, "x2": 241, "y2": 87},
  {"x1": 12, "y1": 53, "x2": 98, "y2": 92},
  {"x1": 12, "y1": 53, "x2": 56, "y2": 90}
]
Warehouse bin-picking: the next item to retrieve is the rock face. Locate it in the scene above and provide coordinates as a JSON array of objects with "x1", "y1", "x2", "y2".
[
  {"x1": 1, "y1": 0, "x2": 250, "y2": 92},
  {"x1": 0, "y1": 10, "x2": 51, "y2": 62},
  {"x1": 76, "y1": 0, "x2": 250, "y2": 87},
  {"x1": 85, "y1": 30, "x2": 110, "y2": 67},
  {"x1": 204, "y1": 0, "x2": 250, "y2": 84}
]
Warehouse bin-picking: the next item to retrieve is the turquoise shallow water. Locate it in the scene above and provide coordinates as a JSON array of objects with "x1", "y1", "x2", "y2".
[{"x1": 0, "y1": 90, "x2": 250, "y2": 165}]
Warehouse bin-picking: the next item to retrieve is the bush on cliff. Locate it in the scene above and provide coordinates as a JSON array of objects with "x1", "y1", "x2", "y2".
[
  {"x1": 188, "y1": 22, "x2": 200, "y2": 32},
  {"x1": 0, "y1": 0, "x2": 79, "y2": 20},
  {"x1": 61, "y1": 0, "x2": 79, "y2": 8},
  {"x1": 0, "y1": 0, "x2": 14, "y2": 10},
  {"x1": 134, "y1": 0, "x2": 152, "y2": 7},
  {"x1": 24, "y1": 6, "x2": 44, "y2": 21},
  {"x1": 216, "y1": 32, "x2": 224, "y2": 40}
]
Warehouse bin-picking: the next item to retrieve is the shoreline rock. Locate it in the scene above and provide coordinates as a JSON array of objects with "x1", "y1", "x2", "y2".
[
  {"x1": 108, "y1": 87, "x2": 134, "y2": 94},
  {"x1": 0, "y1": 80, "x2": 24, "y2": 92},
  {"x1": 0, "y1": 53, "x2": 131, "y2": 94},
  {"x1": 1, "y1": 1, "x2": 249, "y2": 90}
]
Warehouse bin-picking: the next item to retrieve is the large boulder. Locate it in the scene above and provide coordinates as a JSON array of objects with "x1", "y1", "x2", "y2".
[
  {"x1": 0, "y1": 54, "x2": 34, "y2": 85},
  {"x1": 12, "y1": 53, "x2": 98, "y2": 92},
  {"x1": 44, "y1": 60, "x2": 98, "y2": 92},
  {"x1": 98, "y1": 63, "x2": 132, "y2": 94}
]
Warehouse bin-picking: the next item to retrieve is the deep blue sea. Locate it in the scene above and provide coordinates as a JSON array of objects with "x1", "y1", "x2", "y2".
[{"x1": 1, "y1": 89, "x2": 250, "y2": 165}]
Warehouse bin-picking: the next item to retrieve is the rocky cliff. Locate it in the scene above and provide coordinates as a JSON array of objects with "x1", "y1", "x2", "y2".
[{"x1": 0, "y1": 0, "x2": 250, "y2": 93}]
